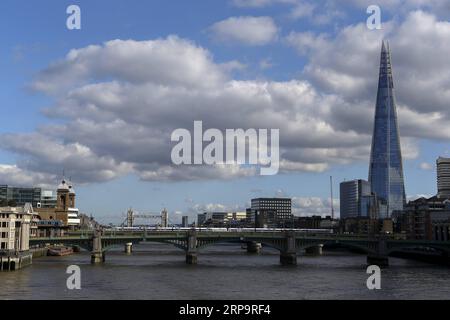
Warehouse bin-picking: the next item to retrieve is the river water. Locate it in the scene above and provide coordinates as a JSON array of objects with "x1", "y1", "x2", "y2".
[{"x1": 1, "y1": 243, "x2": 449, "y2": 300}]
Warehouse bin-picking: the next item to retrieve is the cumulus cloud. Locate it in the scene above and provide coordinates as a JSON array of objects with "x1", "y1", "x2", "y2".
[
  {"x1": 209, "y1": 16, "x2": 278, "y2": 45},
  {"x1": 2, "y1": 9, "x2": 450, "y2": 187},
  {"x1": 286, "y1": 11, "x2": 450, "y2": 141},
  {"x1": 0, "y1": 164, "x2": 57, "y2": 188},
  {"x1": 7, "y1": 36, "x2": 375, "y2": 184},
  {"x1": 419, "y1": 162, "x2": 433, "y2": 170},
  {"x1": 292, "y1": 197, "x2": 340, "y2": 217}
]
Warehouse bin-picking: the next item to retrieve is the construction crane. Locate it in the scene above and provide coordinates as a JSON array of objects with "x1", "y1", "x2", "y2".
[{"x1": 121, "y1": 208, "x2": 169, "y2": 228}]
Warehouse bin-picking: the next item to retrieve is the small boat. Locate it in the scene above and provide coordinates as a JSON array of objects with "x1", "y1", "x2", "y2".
[{"x1": 47, "y1": 246, "x2": 74, "y2": 256}]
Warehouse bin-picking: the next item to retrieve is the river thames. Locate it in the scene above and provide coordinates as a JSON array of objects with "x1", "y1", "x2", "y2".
[{"x1": 1, "y1": 243, "x2": 449, "y2": 300}]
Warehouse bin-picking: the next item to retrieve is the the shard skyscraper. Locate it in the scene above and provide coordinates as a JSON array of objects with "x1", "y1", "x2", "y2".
[{"x1": 368, "y1": 41, "x2": 406, "y2": 218}]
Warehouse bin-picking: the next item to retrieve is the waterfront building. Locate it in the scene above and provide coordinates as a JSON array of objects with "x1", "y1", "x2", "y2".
[
  {"x1": 339, "y1": 217, "x2": 392, "y2": 235},
  {"x1": 437, "y1": 157, "x2": 450, "y2": 199},
  {"x1": 197, "y1": 211, "x2": 249, "y2": 227},
  {"x1": 35, "y1": 179, "x2": 80, "y2": 229},
  {"x1": 368, "y1": 41, "x2": 406, "y2": 217},
  {"x1": 251, "y1": 198, "x2": 292, "y2": 222},
  {"x1": 0, "y1": 203, "x2": 35, "y2": 252},
  {"x1": 395, "y1": 196, "x2": 450, "y2": 240},
  {"x1": 254, "y1": 209, "x2": 277, "y2": 228},
  {"x1": 292, "y1": 215, "x2": 338, "y2": 230}
]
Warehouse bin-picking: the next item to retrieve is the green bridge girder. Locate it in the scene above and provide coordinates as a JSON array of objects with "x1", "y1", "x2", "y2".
[{"x1": 29, "y1": 231, "x2": 450, "y2": 256}]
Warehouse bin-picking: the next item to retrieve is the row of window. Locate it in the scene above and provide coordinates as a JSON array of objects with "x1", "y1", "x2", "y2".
[
  {"x1": 0, "y1": 232, "x2": 9, "y2": 238},
  {"x1": 1, "y1": 222, "x2": 9, "y2": 228},
  {"x1": 0, "y1": 214, "x2": 24, "y2": 219}
]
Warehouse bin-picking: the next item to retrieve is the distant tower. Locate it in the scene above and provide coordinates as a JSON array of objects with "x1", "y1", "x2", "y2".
[
  {"x1": 68, "y1": 180, "x2": 76, "y2": 208},
  {"x1": 57, "y1": 179, "x2": 70, "y2": 211},
  {"x1": 161, "y1": 208, "x2": 168, "y2": 228},
  {"x1": 330, "y1": 176, "x2": 334, "y2": 219},
  {"x1": 437, "y1": 157, "x2": 450, "y2": 199},
  {"x1": 368, "y1": 41, "x2": 406, "y2": 217}
]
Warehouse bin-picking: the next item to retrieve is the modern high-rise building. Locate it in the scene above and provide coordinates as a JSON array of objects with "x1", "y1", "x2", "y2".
[
  {"x1": 251, "y1": 198, "x2": 292, "y2": 222},
  {"x1": 437, "y1": 157, "x2": 450, "y2": 199},
  {"x1": 340, "y1": 179, "x2": 376, "y2": 219},
  {"x1": 368, "y1": 41, "x2": 406, "y2": 218}
]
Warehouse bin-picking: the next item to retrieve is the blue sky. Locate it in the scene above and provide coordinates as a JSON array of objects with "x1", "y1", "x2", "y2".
[{"x1": 1, "y1": 0, "x2": 449, "y2": 224}]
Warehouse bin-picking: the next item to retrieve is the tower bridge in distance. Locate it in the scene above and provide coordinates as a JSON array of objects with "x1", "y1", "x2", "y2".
[{"x1": 29, "y1": 229, "x2": 450, "y2": 267}]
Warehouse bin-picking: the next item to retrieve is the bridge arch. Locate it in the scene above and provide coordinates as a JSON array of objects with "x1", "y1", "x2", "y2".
[
  {"x1": 386, "y1": 243, "x2": 450, "y2": 256},
  {"x1": 297, "y1": 240, "x2": 375, "y2": 255}
]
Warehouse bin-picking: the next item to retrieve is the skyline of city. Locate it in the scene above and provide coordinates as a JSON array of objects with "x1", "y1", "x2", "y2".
[
  {"x1": 1, "y1": 1, "x2": 450, "y2": 224},
  {"x1": 1, "y1": 1, "x2": 450, "y2": 305}
]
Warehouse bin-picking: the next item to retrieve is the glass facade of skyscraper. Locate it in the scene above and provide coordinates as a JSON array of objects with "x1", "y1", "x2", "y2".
[{"x1": 368, "y1": 41, "x2": 406, "y2": 218}]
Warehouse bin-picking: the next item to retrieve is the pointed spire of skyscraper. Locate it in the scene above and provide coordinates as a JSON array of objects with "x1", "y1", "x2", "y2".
[{"x1": 368, "y1": 41, "x2": 406, "y2": 218}]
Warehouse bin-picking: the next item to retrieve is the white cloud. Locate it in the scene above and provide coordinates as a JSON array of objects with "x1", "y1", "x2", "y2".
[
  {"x1": 292, "y1": 196, "x2": 340, "y2": 217},
  {"x1": 419, "y1": 162, "x2": 433, "y2": 170},
  {"x1": 3, "y1": 9, "x2": 450, "y2": 187},
  {"x1": 0, "y1": 164, "x2": 57, "y2": 188},
  {"x1": 209, "y1": 16, "x2": 278, "y2": 45},
  {"x1": 286, "y1": 11, "x2": 450, "y2": 141}
]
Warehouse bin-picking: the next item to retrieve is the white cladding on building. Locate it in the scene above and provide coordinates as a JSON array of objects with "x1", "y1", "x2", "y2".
[{"x1": 0, "y1": 203, "x2": 37, "y2": 252}]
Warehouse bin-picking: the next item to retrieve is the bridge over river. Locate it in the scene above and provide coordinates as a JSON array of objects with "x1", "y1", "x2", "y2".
[{"x1": 29, "y1": 229, "x2": 450, "y2": 267}]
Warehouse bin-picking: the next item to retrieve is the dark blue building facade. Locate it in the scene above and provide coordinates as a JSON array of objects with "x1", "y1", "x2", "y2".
[{"x1": 368, "y1": 41, "x2": 406, "y2": 218}]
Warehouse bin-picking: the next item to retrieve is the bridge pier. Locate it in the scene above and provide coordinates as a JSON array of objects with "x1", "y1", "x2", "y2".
[
  {"x1": 280, "y1": 252, "x2": 297, "y2": 265},
  {"x1": 91, "y1": 251, "x2": 105, "y2": 264},
  {"x1": 72, "y1": 246, "x2": 81, "y2": 253},
  {"x1": 124, "y1": 242, "x2": 133, "y2": 254},
  {"x1": 367, "y1": 254, "x2": 389, "y2": 267},
  {"x1": 367, "y1": 237, "x2": 389, "y2": 268},
  {"x1": 91, "y1": 228, "x2": 105, "y2": 264},
  {"x1": 305, "y1": 244, "x2": 323, "y2": 256},
  {"x1": 186, "y1": 252, "x2": 198, "y2": 264},
  {"x1": 186, "y1": 231, "x2": 198, "y2": 265},
  {"x1": 280, "y1": 232, "x2": 297, "y2": 265},
  {"x1": 247, "y1": 242, "x2": 262, "y2": 254}
]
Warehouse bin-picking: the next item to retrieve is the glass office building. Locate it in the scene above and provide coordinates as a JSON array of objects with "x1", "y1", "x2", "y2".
[
  {"x1": 0, "y1": 185, "x2": 42, "y2": 207},
  {"x1": 340, "y1": 179, "x2": 372, "y2": 219},
  {"x1": 368, "y1": 41, "x2": 406, "y2": 218}
]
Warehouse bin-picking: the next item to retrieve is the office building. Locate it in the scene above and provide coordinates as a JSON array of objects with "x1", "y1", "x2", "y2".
[
  {"x1": 182, "y1": 216, "x2": 189, "y2": 227},
  {"x1": 437, "y1": 157, "x2": 450, "y2": 199},
  {"x1": 254, "y1": 209, "x2": 277, "y2": 228},
  {"x1": 0, "y1": 185, "x2": 41, "y2": 207},
  {"x1": 197, "y1": 211, "x2": 248, "y2": 227},
  {"x1": 38, "y1": 190, "x2": 57, "y2": 208},
  {"x1": 251, "y1": 198, "x2": 292, "y2": 222},
  {"x1": 368, "y1": 41, "x2": 406, "y2": 217},
  {"x1": 340, "y1": 179, "x2": 375, "y2": 219}
]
